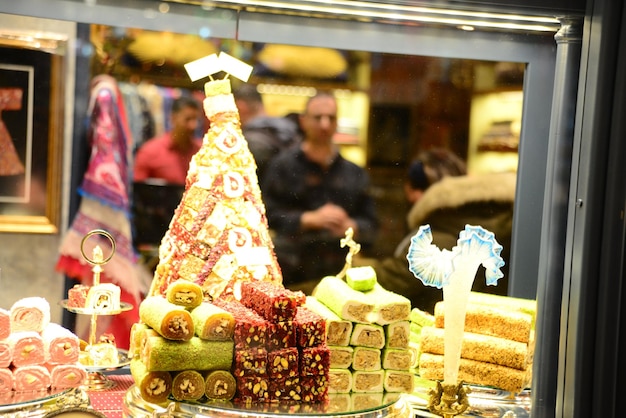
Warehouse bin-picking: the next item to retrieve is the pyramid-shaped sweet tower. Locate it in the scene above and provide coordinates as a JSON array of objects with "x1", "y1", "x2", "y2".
[{"x1": 149, "y1": 78, "x2": 282, "y2": 300}]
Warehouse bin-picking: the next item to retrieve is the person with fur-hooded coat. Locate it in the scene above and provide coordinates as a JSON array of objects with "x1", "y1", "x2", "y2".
[{"x1": 370, "y1": 171, "x2": 517, "y2": 313}]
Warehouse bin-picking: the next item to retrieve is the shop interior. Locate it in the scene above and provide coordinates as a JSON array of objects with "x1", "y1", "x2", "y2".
[
  {"x1": 87, "y1": 25, "x2": 524, "y2": 258},
  {"x1": 0, "y1": 1, "x2": 576, "y2": 414}
]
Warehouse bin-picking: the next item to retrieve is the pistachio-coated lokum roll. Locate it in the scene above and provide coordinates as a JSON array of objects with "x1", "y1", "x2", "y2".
[
  {"x1": 190, "y1": 302, "x2": 235, "y2": 341},
  {"x1": 172, "y1": 370, "x2": 205, "y2": 401},
  {"x1": 305, "y1": 296, "x2": 353, "y2": 346},
  {"x1": 204, "y1": 369, "x2": 236, "y2": 400},
  {"x1": 141, "y1": 335, "x2": 234, "y2": 372},
  {"x1": 166, "y1": 279, "x2": 204, "y2": 309},
  {"x1": 312, "y1": 276, "x2": 375, "y2": 324},
  {"x1": 139, "y1": 296, "x2": 194, "y2": 341},
  {"x1": 130, "y1": 359, "x2": 172, "y2": 404}
]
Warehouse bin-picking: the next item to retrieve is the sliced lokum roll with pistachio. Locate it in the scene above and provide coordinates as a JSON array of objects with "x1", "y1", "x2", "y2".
[
  {"x1": 329, "y1": 346, "x2": 353, "y2": 369},
  {"x1": 139, "y1": 296, "x2": 194, "y2": 341},
  {"x1": 305, "y1": 296, "x2": 352, "y2": 346},
  {"x1": 190, "y1": 302, "x2": 235, "y2": 341},
  {"x1": 352, "y1": 370, "x2": 384, "y2": 393},
  {"x1": 350, "y1": 323, "x2": 385, "y2": 349},
  {"x1": 204, "y1": 369, "x2": 236, "y2": 401},
  {"x1": 328, "y1": 368, "x2": 352, "y2": 393},
  {"x1": 383, "y1": 370, "x2": 414, "y2": 393},
  {"x1": 312, "y1": 276, "x2": 375, "y2": 324},
  {"x1": 172, "y1": 370, "x2": 205, "y2": 401},
  {"x1": 166, "y1": 279, "x2": 204, "y2": 309},
  {"x1": 352, "y1": 347, "x2": 381, "y2": 371},
  {"x1": 385, "y1": 321, "x2": 410, "y2": 349},
  {"x1": 382, "y1": 348, "x2": 414, "y2": 371},
  {"x1": 130, "y1": 358, "x2": 172, "y2": 404},
  {"x1": 363, "y1": 284, "x2": 411, "y2": 325}
]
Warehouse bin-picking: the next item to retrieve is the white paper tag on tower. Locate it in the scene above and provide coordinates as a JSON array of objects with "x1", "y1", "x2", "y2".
[
  {"x1": 184, "y1": 54, "x2": 220, "y2": 82},
  {"x1": 219, "y1": 52, "x2": 253, "y2": 82}
]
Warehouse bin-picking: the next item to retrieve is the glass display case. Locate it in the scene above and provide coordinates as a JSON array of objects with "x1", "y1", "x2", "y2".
[{"x1": 3, "y1": 1, "x2": 626, "y2": 417}]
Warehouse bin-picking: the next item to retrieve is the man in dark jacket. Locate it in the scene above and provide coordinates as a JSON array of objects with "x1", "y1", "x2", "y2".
[
  {"x1": 233, "y1": 85, "x2": 301, "y2": 185},
  {"x1": 262, "y1": 91, "x2": 379, "y2": 293}
]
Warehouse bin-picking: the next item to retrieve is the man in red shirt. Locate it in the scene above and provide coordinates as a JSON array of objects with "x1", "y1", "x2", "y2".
[{"x1": 134, "y1": 96, "x2": 202, "y2": 185}]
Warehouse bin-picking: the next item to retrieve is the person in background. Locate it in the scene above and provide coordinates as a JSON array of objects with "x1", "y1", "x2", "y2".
[
  {"x1": 134, "y1": 96, "x2": 202, "y2": 185},
  {"x1": 233, "y1": 84, "x2": 301, "y2": 184},
  {"x1": 262, "y1": 91, "x2": 379, "y2": 294},
  {"x1": 365, "y1": 148, "x2": 516, "y2": 313}
]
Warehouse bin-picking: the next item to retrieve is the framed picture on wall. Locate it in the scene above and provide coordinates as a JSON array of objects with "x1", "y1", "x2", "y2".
[{"x1": 0, "y1": 42, "x2": 64, "y2": 233}]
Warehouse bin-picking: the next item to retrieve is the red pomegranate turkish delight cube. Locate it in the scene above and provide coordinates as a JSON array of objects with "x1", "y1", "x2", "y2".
[
  {"x1": 214, "y1": 299, "x2": 267, "y2": 349},
  {"x1": 267, "y1": 321, "x2": 296, "y2": 351},
  {"x1": 241, "y1": 281, "x2": 304, "y2": 322},
  {"x1": 267, "y1": 347, "x2": 299, "y2": 379},
  {"x1": 295, "y1": 307, "x2": 326, "y2": 348},
  {"x1": 234, "y1": 347, "x2": 268, "y2": 377},
  {"x1": 269, "y1": 376, "x2": 301, "y2": 401},
  {"x1": 235, "y1": 375, "x2": 270, "y2": 403},
  {"x1": 299, "y1": 373, "x2": 329, "y2": 403},
  {"x1": 300, "y1": 345, "x2": 330, "y2": 376}
]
